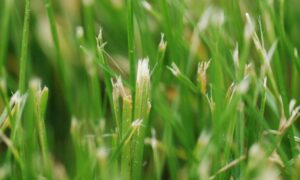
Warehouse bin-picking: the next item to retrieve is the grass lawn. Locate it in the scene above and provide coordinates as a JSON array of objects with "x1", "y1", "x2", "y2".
[{"x1": 1, "y1": 0, "x2": 300, "y2": 179}]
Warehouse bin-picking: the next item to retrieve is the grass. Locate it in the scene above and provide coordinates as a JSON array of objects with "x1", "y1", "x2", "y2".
[
  {"x1": 18, "y1": 0, "x2": 31, "y2": 94},
  {"x1": 127, "y1": 0, "x2": 136, "y2": 88},
  {"x1": 1, "y1": 0, "x2": 300, "y2": 179}
]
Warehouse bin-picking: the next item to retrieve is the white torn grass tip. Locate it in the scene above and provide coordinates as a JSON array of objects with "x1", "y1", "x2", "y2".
[
  {"x1": 137, "y1": 58, "x2": 150, "y2": 84},
  {"x1": 111, "y1": 76, "x2": 127, "y2": 98},
  {"x1": 131, "y1": 119, "x2": 143, "y2": 129},
  {"x1": 159, "y1": 33, "x2": 167, "y2": 51},
  {"x1": 76, "y1": 26, "x2": 84, "y2": 39},
  {"x1": 294, "y1": 48, "x2": 298, "y2": 58},
  {"x1": 84, "y1": 51, "x2": 96, "y2": 76},
  {"x1": 233, "y1": 43, "x2": 239, "y2": 67},
  {"x1": 244, "y1": 13, "x2": 255, "y2": 41},
  {"x1": 142, "y1": 1, "x2": 152, "y2": 11},
  {"x1": 198, "y1": 6, "x2": 225, "y2": 31},
  {"x1": 263, "y1": 77, "x2": 267, "y2": 89},
  {"x1": 167, "y1": 62, "x2": 181, "y2": 76},
  {"x1": 236, "y1": 76, "x2": 250, "y2": 94},
  {"x1": 289, "y1": 99, "x2": 297, "y2": 115},
  {"x1": 197, "y1": 61, "x2": 210, "y2": 77},
  {"x1": 70, "y1": 116, "x2": 80, "y2": 136},
  {"x1": 97, "y1": 28, "x2": 103, "y2": 42},
  {"x1": 249, "y1": 143, "x2": 265, "y2": 163},
  {"x1": 29, "y1": 78, "x2": 42, "y2": 91},
  {"x1": 10, "y1": 91, "x2": 25, "y2": 106},
  {"x1": 149, "y1": 128, "x2": 158, "y2": 149},
  {"x1": 244, "y1": 63, "x2": 254, "y2": 76},
  {"x1": 97, "y1": 148, "x2": 108, "y2": 160},
  {"x1": 96, "y1": 28, "x2": 107, "y2": 51},
  {"x1": 285, "y1": 106, "x2": 300, "y2": 128},
  {"x1": 197, "y1": 132, "x2": 210, "y2": 146},
  {"x1": 197, "y1": 60, "x2": 211, "y2": 94}
]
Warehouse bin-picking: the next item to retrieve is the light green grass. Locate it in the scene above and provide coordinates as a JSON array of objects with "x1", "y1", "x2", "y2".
[{"x1": 1, "y1": 0, "x2": 300, "y2": 179}]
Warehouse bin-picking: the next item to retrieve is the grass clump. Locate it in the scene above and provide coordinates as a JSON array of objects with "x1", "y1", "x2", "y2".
[{"x1": 1, "y1": 0, "x2": 300, "y2": 179}]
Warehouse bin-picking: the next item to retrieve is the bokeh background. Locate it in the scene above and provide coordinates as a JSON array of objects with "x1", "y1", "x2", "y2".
[{"x1": 1, "y1": 0, "x2": 300, "y2": 178}]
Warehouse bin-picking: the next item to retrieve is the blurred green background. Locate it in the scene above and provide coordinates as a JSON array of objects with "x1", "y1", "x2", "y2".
[{"x1": 1, "y1": 0, "x2": 300, "y2": 178}]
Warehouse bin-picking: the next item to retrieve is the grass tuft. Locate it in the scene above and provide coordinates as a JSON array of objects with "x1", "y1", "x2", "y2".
[{"x1": 1, "y1": 0, "x2": 300, "y2": 179}]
